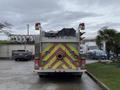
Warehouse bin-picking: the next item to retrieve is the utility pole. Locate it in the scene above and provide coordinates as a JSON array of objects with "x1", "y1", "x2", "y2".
[
  {"x1": 26, "y1": 24, "x2": 30, "y2": 43},
  {"x1": 27, "y1": 24, "x2": 29, "y2": 35},
  {"x1": 24, "y1": 24, "x2": 30, "y2": 50}
]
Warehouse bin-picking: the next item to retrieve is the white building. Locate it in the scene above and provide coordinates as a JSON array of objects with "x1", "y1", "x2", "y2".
[{"x1": 10, "y1": 35, "x2": 36, "y2": 43}]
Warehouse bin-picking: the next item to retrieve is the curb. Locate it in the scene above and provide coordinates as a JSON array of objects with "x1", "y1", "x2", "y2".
[{"x1": 86, "y1": 71, "x2": 110, "y2": 90}]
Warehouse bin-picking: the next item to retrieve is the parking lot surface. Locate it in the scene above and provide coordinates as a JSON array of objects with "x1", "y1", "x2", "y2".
[{"x1": 0, "y1": 60, "x2": 102, "y2": 90}]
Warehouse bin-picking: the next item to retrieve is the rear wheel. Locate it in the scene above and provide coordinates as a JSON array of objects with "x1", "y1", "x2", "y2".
[
  {"x1": 38, "y1": 73, "x2": 46, "y2": 78},
  {"x1": 74, "y1": 72, "x2": 83, "y2": 78},
  {"x1": 78, "y1": 73, "x2": 82, "y2": 78},
  {"x1": 39, "y1": 75, "x2": 45, "y2": 78}
]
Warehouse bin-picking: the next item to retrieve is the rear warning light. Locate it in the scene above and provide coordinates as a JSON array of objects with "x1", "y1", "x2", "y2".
[
  {"x1": 80, "y1": 59, "x2": 86, "y2": 69},
  {"x1": 34, "y1": 59, "x2": 40, "y2": 70}
]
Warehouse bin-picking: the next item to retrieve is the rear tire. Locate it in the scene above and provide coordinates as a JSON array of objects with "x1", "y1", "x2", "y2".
[
  {"x1": 38, "y1": 73, "x2": 46, "y2": 78},
  {"x1": 75, "y1": 73, "x2": 83, "y2": 78},
  {"x1": 39, "y1": 75, "x2": 44, "y2": 78}
]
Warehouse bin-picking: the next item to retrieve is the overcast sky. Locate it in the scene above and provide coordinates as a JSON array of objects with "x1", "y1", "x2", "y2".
[{"x1": 0, "y1": 0, "x2": 120, "y2": 39}]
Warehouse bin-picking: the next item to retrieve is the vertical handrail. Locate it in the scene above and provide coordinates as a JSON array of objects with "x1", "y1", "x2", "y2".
[
  {"x1": 78, "y1": 26, "x2": 80, "y2": 53},
  {"x1": 39, "y1": 26, "x2": 42, "y2": 54}
]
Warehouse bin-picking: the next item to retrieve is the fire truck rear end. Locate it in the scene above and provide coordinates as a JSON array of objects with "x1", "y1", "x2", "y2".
[{"x1": 34, "y1": 23, "x2": 86, "y2": 78}]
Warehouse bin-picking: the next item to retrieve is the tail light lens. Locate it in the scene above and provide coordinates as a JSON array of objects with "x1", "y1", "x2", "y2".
[
  {"x1": 80, "y1": 58, "x2": 86, "y2": 69},
  {"x1": 34, "y1": 59, "x2": 40, "y2": 70}
]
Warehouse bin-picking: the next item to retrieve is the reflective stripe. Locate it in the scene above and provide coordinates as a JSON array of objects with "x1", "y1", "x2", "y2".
[
  {"x1": 41, "y1": 44, "x2": 55, "y2": 59},
  {"x1": 52, "y1": 61, "x2": 62, "y2": 69},
  {"x1": 43, "y1": 45, "x2": 59, "y2": 61},
  {"x1": 43, "y1": 56, "x2": 56, "y2": 69},
  {"x1": 64, "y1": 57, "x2": 77, "y2": 69},
  {"x1": 65, "y1": 44, "x2": 78, "y2": 55},
  {"x1": 62, "y1": 64, "x2": 68, "y2": 69},
  {"x1": 44, "y1": 44, "x2": 53, "y2": 52},
  {"x1": 59, "y1": 44, "x2": 75, "y2": 60},
  {"x1": 42, "y1": 43, "x2": 78, "y2": 70}
]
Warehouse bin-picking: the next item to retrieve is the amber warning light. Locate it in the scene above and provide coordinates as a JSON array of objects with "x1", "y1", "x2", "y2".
[
  {"x1": 35, "y1": 23, "x2": 41, "y2": 30},
  {"x1": 79, "y1": 23, "x2": 85, "y2": 30}
]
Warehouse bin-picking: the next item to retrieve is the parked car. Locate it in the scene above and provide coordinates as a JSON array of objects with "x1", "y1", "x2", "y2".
[
  {"x1": 110, "y1": 54, "x2": 120, "y2": 61},
  {"x1": 12, "y1": 50, "x2": 33, "y2": 61},
  {"x1": 87, "y1": 49, "x2": 107, "y2": 60}
]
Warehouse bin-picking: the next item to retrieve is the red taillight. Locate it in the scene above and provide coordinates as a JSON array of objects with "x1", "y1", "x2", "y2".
[
  {"x1": 81, "y1": 59, "x2": 86, "y2": 64},
  {"x1": 81, "y1": 59, "x2": 86, "y2": 69},
  {"x1": 80, "y1": 58, "x2": 86, "y2": 69},
  {"x1": 34, "y1": 59, "x2": 40, "y2": 70}
]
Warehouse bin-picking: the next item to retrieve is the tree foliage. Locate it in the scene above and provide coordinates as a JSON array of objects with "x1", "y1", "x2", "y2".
[
  {"x1": 96, "y1": 28, "x2": 120, "y2": 59},
  {"x1": 0, "y1": 22, "x2": 12, "y2": 29},
  {"x1": 0, "y1": 22, "x2": 12, "y2": 36}
]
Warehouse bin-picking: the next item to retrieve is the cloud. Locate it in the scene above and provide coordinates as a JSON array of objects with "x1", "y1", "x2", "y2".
[
  {"x1": 41, "y1": 10, "x2": 99, "y2": 30},
  {"x1": 0, "y1": 0, "x2": 120, "y2": 39}
]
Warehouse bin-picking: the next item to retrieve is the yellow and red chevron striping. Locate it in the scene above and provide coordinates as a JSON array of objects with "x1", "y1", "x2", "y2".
[
  {"x1": 56, "y1": 47, "x2": 78, "y2": 67},
  {"x1": 49, "y1": 48, "x2": 71, "y2": 69},
  {"x1": 42, "y1": 47, "x2": 67, "y2": 69},
  {"x1": 42, "y1": 48, "x2": 61, "y2": 69},
  {"x1": 41, "y1": 44, "x2": 56, "y2": 59},
  {"x1": 43, "y1": 56, "x2": 56, "y2": 69},
  {"x1": 43, "y1": 45, "x2": 60, "y2": 61},
  {"x1": 41, "y1": 43, "x2": 78, "y2": 70},
  {"x1": 63, "y1": 44, "x2": 78, "y2": 56}
]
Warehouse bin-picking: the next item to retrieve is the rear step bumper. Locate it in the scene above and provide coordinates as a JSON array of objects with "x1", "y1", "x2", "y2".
[{"x1": 33, "y1": 69, "x2": 86, "y2": 73}]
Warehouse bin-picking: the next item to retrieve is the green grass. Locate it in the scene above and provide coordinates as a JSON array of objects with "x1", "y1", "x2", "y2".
[
  {"x1": 0, "y1": 40, "x2": 10, "y2": 44},
  {"x1": 87, "y1": 62, "x2": 120, "y2": 90}
]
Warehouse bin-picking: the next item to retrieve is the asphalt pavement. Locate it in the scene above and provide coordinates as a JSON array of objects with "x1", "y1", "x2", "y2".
[{"x1": 0, "y1": 60, "x2": 102, "y2": 90}]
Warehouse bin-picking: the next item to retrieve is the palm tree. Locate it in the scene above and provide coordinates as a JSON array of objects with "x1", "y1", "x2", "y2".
[
  {"x1": 96, "y1": 35, "x2": 102, "y2": 49},
  {"x1": 96, "y1": 28, "x2": 117, "y2": 59},
  {"x1": 0, "y1": 22, "x2": 12, "y2": 29},
  {"x1": 113, "y1": 33, "x2": 120, "y2": 58},
  {"x1": 0, "y1": 22, "x2": 12, "y2": 36}
]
